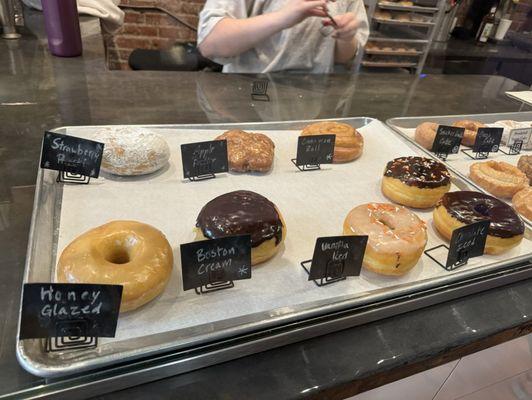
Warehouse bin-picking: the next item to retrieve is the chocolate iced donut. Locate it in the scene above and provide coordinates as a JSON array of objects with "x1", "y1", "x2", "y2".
[
  {"x1": 433, "y1": 191, "x2": 524, "y2": 254},
  {"x1": 381, "y1": 156, "x2": 451, "y2": 208},
  {"x1": 195, "y1": 190, "x2": 286, "y2": 265},
  {"x1": 384, "y1": 156, "x2": 451, "y2": 188}
]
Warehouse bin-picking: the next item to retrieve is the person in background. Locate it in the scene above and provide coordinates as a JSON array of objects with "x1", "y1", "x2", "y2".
[{"x1": 197, "y1": 0, "x2": 369, "y2": 73}]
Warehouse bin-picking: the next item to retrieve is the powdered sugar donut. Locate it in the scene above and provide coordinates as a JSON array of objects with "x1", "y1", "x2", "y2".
[{"x1": 95, "y1": 127, "x2": 170, "y2": 176}]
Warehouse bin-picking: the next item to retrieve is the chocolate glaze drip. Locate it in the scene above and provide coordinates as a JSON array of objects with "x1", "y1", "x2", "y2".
[
  {"x1": 384, "y1": 156, "x2": 451, "y2": 188},
  {"x1": 440, "y1": 191, "x2": 524, "y2": 238},
  {"x1": 196, "y1": 190, "x2": 283, "y2": 247}
]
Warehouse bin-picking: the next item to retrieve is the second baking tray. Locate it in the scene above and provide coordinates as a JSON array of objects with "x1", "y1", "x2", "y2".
[
  {"x1": 17, "y1": 118, "x2": 532, "y2": 378},
  {"x1": 386, "y1": 112, "x2": 532, "y2": 225}
]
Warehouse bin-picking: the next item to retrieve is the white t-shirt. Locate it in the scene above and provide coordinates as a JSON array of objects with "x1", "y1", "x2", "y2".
[{"x1": 198, "y1": 0, "x2": 369, "y2": 73}]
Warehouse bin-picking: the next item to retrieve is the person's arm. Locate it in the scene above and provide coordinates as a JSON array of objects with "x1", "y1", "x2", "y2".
[
  {"x1": 322, "y1": 12, "x2": 360, "y2": 64},
  {"x1": 199, "y1": 0, "x2": 328, "y2": 59}
]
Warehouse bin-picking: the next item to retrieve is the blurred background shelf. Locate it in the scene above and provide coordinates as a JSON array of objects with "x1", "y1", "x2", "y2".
[
  {"x1": 377, "y1": 2, "x2": 439, "y2": 13},
  {"x1": 358, "y1": 0, "x2": 446, "y2": 74}
]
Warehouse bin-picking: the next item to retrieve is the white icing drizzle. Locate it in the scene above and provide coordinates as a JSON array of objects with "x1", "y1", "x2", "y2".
[{"x1": 95, "y1": 127, "x2": 170, "y2": 176}]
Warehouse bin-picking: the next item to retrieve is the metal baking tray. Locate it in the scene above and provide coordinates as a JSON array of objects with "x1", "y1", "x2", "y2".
[
  {"x1": 17, "y1": 118, "x2": 532, "y2": 382},
  {"x1": 365, "y1": 49, "x2": 423, "y2": 56},
  {"x1": 377, "y1": 2, "x2": 439, "y2": 13},
  {"x1": 374, "y1": 17, "x2": 435, "y2": 27},
  {"x1": 386, "y1": 112, "x2": 532, "y2": 225}
]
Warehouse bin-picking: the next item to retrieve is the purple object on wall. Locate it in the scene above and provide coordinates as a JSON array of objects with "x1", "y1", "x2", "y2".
[{"x1": 41, "y1": 0, "x2": 82, "y2": 57}]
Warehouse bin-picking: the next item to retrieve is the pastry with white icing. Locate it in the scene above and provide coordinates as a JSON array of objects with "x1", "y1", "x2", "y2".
[{"x1": 95, "y1": 127, "x2": 170, "y2": 176}]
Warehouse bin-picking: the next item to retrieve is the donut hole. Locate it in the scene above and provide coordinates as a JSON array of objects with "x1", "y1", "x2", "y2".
[
  {"x1": 105, "y1": 247, "x2": 131, "y2": 265},
  {"x1": 377, "y1": 217, "x2": 396, "y2": 230}
]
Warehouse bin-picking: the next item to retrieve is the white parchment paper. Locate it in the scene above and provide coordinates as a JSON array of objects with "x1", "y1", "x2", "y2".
[{"x1": 57, "y1": 121, "x2": 532, "y2": 343}]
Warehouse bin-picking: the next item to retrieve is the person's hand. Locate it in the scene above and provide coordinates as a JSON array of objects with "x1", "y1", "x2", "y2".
[
  {"x1": 323, "y1": 12, "x2": 360, "y2": 41},
  {"x1": 278, "y1": 0, "x2": 331, "y2": 28}
]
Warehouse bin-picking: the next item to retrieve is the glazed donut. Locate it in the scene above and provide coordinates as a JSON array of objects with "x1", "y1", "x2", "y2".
[
  {"x1": 343, "y1": 203, "x2": 427, "y2": 276},
  {"x1": 382, "y1": 156, "x2": 451, "y2": 208},
  {"x1": 434, "y1": 191, "x2": 524, "y2": 255},
  {"x1": 215, "y1": 130, "x2": 275, "y2": 173},
  {"x1": 452, "y1": 120, "x2": 485, "y2": 147},
  {"x1": 195, "y1": 190, "x2": 286, "y2": 265},
  {"x1": 517, "y1": 155, "x2": 532, "y2": 185},
  {"x1": 414, "y1": 122, "x2": 438, "y2": 150},
  {"x1": 512, "y1": 187, "x2": 532, "y2": 220},
  {"x1": 57, "y1": 221, "x2": 173, "y2": 312},
  {"x1": 95, "y1": 127, "x2": 170, "y2": 176},
  {"x1": 300, "y1": 121, "x2": 364, "y2": 163},
  {"x1": 469, "y1": 161, "x2": 528, "y2": 198}
]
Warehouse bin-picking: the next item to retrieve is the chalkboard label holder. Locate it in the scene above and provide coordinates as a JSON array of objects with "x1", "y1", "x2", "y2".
[
  {"x1": 290, "y1": 158, "x2": 321, "y2": 172},
  {"x1": 434, "y1": 152, "x2": 449, "y2": 161},
  {"x1": 188, "y1": 172, "x2": 216, "y2": 182},
  {"x1": 461, "y1": 127, "x2": 503, "y2": 160},
  {"x1": 251, "y1": 80, "x2": 270, "y2": 102},
  {"x1": 424, "y1": 244, "x2": 469, "y2": 271},
  {"x1": 194, "y1": 260, "x2": 235, "y2": 295},
  {"x1": 41, "y1": 131, "x2": 104, "y2": 185},
  {"x1": 55, "y1": 171, "x2": 91, "y2": 185},
  {"x1": 460, "y1": 149, "x2": 489, "y2": 160},
  {"x1": 499, "y1": 140, "x2": 523, "y2": 155},
  {"x1": 44, "y1": 319, "x2": 98, "y2": 352},
  {"x1": 195, "y1": 280, "x2": 235, "y2": 295},
  {"x1": 300, "y1": 259, "x2": 347, "y2": 287}
]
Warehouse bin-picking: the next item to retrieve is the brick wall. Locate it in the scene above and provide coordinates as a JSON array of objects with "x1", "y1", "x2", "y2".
[
  {"x1": 510, "y1": 0, "x2": 532, "y2": 32},
  {"x1": 103, "y1": 0, "x2": 206, "y2": 70}
]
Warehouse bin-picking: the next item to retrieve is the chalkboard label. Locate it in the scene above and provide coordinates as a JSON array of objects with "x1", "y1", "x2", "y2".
[
  {"x1": 19, "y1": 283, "x2": 122, "y2": 339},
  {"x1": 180, "y1": 235, "x2": 252, "y2": 291},
  {"x1": 473, "y1": 127, "x2": 502, "y2": 153},
  {"x1": 432, "y1": 125, "x2": 464, "y2": 155},
  {"x1": 295, "y1": 135, "x2": 335, "y2": 166},
  {"x1": 508, "y1": 127, "x2": 532, "y2": 147},
  {"x1": 181, "y1": 140, "x2": 229, "y2": 179},
  {"x1": 41, "y1": 132, "x2": 104, "y2": 178},
  {"x1": 446, "y1": 220, "x2": 489, "y2": 268},
  {"x1": 308, "y1": 236, "x2": 368, "y2": 280}
]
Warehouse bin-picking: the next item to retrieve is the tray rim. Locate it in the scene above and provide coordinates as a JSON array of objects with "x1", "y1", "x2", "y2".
[
  {"x1": 385, "y1": 111, "x2": 532, "y2": 227},
  {"x1": 17, "y1": 116, "x2": 532, "y2": 378}
]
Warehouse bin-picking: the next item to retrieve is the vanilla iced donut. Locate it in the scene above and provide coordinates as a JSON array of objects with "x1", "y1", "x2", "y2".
[
  {"x1": 57, "y1": 221, "x2": 173, "y2": 312},
  {"x1": 95, "y1": 127, "x2": 170, "y2": 176},
  {"x1": 343, "y1": 203, "x2": 427, "y2": 276}
]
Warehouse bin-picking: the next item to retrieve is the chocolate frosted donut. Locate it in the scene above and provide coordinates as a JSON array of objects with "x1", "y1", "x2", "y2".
[
  {"x1": 439, "y1": 191, "x2": 524, "y2": 238},
  {"x1": 195, "y1": 190, "x2": 286, "y2": 265},
  {"x1": 434, "y1": 191, "x2": 524, "y2": 254},
  {"x1": 384, "y1": 156, "x2": 451, "y2": 188},
  {"x1": 381, "y1": 156, "x2": 451, "y2": 208}
]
